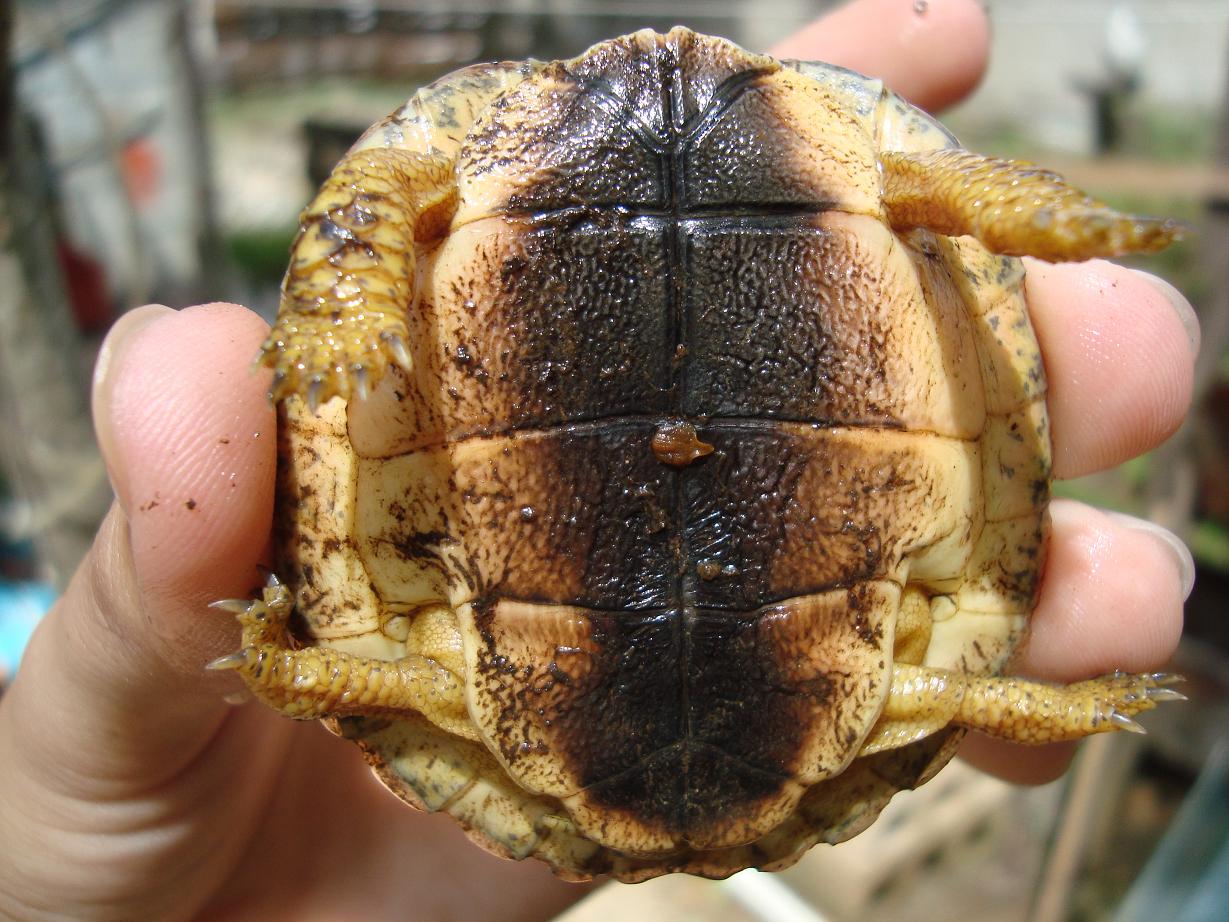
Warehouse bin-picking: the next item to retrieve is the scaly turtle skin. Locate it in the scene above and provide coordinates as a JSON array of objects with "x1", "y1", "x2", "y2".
[{"x1": 210, "y1": 29, "x2": 1184, "y2": 881}]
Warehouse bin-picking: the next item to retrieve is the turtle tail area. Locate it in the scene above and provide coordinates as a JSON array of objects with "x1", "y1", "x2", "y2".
[{"x1": 331, "y1": 712, "x2": 962, "y2": 883}]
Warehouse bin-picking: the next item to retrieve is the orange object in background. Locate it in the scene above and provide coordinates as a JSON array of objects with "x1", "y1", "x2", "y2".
[{"x1": 120, "y1": 136, "x2": 161, "y2": 207}]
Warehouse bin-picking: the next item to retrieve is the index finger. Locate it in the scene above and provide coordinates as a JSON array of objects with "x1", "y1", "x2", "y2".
[
  {"x1": 1026, "y1": 261, "x2": 1198, "y2": 480},
  {"x1": 769, "y1": 0, "x2": 991, "y2": 111}
]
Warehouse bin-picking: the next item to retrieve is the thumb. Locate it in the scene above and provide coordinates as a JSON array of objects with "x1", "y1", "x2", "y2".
[
  {"x1": 2, "y1": 303, "x2": 274, "y2": 792},
  {"x1": 93, "y1": 302, "x2": 275, "y2": 673}
]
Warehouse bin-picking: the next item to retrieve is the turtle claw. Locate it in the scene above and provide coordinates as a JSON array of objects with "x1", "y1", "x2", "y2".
[
  {"x1": 306, "y1": 378, "x2": 325, "y2": 415},
  {"x1": 206, "y1": 650, "x2": 250, "y2": 672},
  {"x1": 1093, "y1": 672, "x2": 1185, "y2": 735},
  {"x1": 209, "y1": 573, "x2": 293, "y2": 661},
  {"x1": 383, "y1": 332, "x2": 413, "y2": 373},
  {"x1": 1108, "y1": 711, "x2": 1147, "y2": 734},
  {"x1": 209, "y1": 598, "x2": 256, "y2": 615},
  {"x1": 268, "y1": 370, "x2": 287, "y2": 403},
  {"x1": 1149, "y1": 672, "x2": 1185, "y2": 686},
  {"x1": 1146, "y1": 687, "x2": 1188, "y2": 703},
  {"x1": 260, "y1": 332, "x2": 409, "y2": 409}
]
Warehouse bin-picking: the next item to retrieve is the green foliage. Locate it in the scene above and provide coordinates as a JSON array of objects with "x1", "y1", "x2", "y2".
[
  {"x1": 226, "y1": 227, "x2": 297, "y2": 285},
  {"x1": 1190, "y1": 520, "x2": 1229, "y2": 571},
  {"x1": 1125, "y1": 108, "x2": 1217, "y2": 164}
]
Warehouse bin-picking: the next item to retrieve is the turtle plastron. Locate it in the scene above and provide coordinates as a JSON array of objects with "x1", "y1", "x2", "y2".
[{"x1": 205, "y1": 28, "x2": 1188, "y2": 881}]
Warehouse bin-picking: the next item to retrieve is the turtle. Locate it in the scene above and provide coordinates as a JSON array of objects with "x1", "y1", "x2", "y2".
[{"x1": 208, "y1": 27, "x2": 1185, "y2": 881}]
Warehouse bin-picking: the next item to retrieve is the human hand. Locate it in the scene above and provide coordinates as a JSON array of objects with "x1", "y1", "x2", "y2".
[
  {"x1": 0, "y1": 300, "x2": 591, "y2": 920},
  {"x1": 0, "y1": 1, "x2": 1194, "y2": 918},
  {"x1": 774, "y1": 0, "x2": 1195, "y2": 785}
]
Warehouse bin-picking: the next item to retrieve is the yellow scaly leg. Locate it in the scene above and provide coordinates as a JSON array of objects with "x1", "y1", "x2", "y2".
[
  {"x1": 208, "y1": 575, "x2": 476, "y2": 740},
  {"x1": 880, "y1": 149, "x2": 1183, "y2": 262},
  {"x1": 861, "y1": 662, "x2": 1185, "y2": 755},
  {"x1": 260, "y1": 147, "x2": 457, "y2": 409}
]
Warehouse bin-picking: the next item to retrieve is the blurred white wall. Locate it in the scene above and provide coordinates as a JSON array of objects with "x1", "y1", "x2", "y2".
[{"x1": 953, "y1": 0, "x2": 1229, "y2": 152}]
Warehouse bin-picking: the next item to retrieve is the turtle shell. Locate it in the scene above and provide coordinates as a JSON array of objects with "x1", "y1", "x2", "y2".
[{"x1": 272, "y1": 28, "x2": 1049, "y2": 880}]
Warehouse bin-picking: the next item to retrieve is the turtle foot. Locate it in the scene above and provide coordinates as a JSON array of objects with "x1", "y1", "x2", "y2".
[
  {"x1": 865, "y1": 664, "x2": 1186, "y2": 752},
  {"x1": 881, "y1": 149, "x2": 1186, "y2": 262},
  {"x1": 259, "y1": 316, "x2": 412, "y2": 411},
  {"x1": 207, "y1": 574, "x2": 470, "y2": 723},
  {"x1": 1087, "y1": 672, "x2": 1187, "y2": 735},
  {"x1": 208, "y1": 571, "x2": 294, "y2": 656},
  {"x1": 259, "y1": 146, "x2": 457, "y2": 410}
]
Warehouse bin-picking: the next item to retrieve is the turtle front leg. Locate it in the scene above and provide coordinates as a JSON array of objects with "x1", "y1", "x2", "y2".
[
  {"x1": 880, "y1": 149, "x2": 1183, "y2": 262},
  {"x1": 261, "y1": 147, "x2": 458, "y2": 409},
  {"x1": 208, "y1": 576, "x2": 475, "y2": 739},
  {"x1": 860, "y1": 663, "x2": 1185, "y2": 755}
]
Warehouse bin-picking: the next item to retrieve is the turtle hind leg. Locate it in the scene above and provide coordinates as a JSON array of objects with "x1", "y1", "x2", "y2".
[
  {"x1": 860, "y1": 663, "x2": 1185, "y2": 755},
  {"x1": 880, "y1": 149, "x2": 1184, "y2": 262},
  {"x1": 261, "y1": 147, "x2": 458, "y2": 409},
  {"x1": 208, "y1": 578, "x2": 476, "y2": 739}
]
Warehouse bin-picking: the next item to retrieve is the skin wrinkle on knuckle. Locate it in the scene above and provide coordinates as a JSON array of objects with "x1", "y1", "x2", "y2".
[
  {"x1": 77, "y1": 507, "x2": 225, "y2": 709},
  {"x1": 82, "y1": 511, "x2": 147, "y2": 664},
  {"x1": 6, "y1": 636, "x2": 222, "y2": 867}
]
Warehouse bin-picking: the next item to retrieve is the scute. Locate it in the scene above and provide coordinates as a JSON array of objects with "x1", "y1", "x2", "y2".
[
  {"x1": 681, "y1": 212, "x2": 986, "y2": 434},
  {"x1": 461, "y1": 584, "x2": 897, "y2": 851},
  {"x1": 566, "y1": 27, "x2": 775, "y2": 133}
]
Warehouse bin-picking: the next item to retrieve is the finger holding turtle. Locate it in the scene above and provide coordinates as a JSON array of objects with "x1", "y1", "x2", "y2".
[
  {"x1": 770, "y1": 0, "x2": 992, "y2": 110},
  {"x1": 958, "y1": 260, "x2": 1197, "y2": 784},
  {"x1": 876, "y1": 257, "x2": 1199, "y2": 781},
  {"x1": 0, "y1": 304, "x2": 585, "y2": 919}
]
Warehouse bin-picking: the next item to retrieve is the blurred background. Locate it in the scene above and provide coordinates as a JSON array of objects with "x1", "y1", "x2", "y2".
[{"x1": 1, "y1": 1, "x2": 1226, "y2": 919}]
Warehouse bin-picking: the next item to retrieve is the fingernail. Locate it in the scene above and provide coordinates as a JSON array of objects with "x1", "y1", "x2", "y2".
[
  {"x1": 1105, "y1": 510, "x2": 1197, "y2": 602},
  {"x1": 1134, "y1": 269, "x2": 1200, "y2": 358},
  {"x1": 92, "y1": 305, "x2": 175, "y2": 513}
]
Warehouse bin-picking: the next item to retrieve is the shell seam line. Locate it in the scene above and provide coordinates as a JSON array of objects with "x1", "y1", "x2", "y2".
[
  {"x1": 374, "y1": 417, "x2": 982, "y2": 456},
  {"x1": 447, "y1": 580, "x2": 904, "y2": 617}
]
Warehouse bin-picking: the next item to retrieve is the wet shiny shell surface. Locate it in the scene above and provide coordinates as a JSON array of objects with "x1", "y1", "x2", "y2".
[{"x1": 275, "y1": 29, "x2": 1050, "y2": 879}]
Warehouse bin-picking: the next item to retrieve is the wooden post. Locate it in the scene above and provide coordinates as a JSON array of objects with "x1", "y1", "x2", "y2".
[{"x1": 1143, "y1": 16, "x2": 1229, "y2": 533}]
